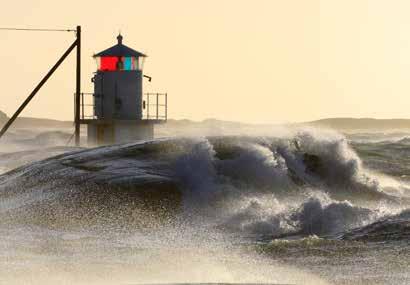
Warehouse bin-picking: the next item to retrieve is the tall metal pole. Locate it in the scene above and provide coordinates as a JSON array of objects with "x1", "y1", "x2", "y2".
[
  {"x1": 75, "y1": 25, "x2": 81, "y2": 146},
  {"x1": 0, "y1": 39, "x2": 78, "y2": 140}
]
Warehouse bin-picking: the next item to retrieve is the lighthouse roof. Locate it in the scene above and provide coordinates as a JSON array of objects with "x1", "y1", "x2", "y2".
[{"x1": 94, "y1": 34, "x2": 147, "y2": 58}]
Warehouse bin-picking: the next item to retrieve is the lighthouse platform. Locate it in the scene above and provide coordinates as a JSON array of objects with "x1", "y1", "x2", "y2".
[{"x1": 79, "y1": 92, "x2": 167, "y2": 145}]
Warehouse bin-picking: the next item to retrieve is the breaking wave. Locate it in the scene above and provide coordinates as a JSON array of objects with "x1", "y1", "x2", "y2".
[{"x1": 0, "y1": 129, "x2": 409, "y2": 240}]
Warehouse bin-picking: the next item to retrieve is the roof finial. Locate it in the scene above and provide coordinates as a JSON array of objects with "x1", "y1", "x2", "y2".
[{"x1": 117, "y1": 33, "x2": 123, "y2": 45}]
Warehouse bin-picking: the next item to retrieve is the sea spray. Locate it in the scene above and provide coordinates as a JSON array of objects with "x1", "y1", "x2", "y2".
[{"x1": 0, "y1": 128, "x2": 409, "y2": 283}]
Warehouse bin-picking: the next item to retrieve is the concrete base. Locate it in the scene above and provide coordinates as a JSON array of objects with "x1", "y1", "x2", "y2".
[{"x1": 87, "y1": 120, "x2": 154, "y2": 146}]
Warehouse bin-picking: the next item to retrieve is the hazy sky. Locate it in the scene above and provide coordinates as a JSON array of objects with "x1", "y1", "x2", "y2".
[{"x1": 1, "y1": 0, "x2": 410, "y2": 123}]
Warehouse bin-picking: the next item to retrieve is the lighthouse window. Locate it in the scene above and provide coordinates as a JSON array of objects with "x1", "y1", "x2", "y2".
[
  {"x1": 116, "y1": 57, "x2": 124, "y2": 70},
  {"x1": 97, "y1": 56, "x2": 140, "y2": 71},
  {"x1": 124, "y1": 57, "x2": 132, "y2": 70},
  {"x1": 99, "y1": 56, "x2": 119, "y2": 71},
  {"x1": 123, "y1": 57, "x2": 139, "y2": 70},
  {"x1": 135, "y1": 57, "x2": 140, "y2": 70}
]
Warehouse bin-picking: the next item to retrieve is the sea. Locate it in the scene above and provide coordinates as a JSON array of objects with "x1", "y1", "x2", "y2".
[{"x1": 0, "y1": 126, "x2": 409, "y2": 285}]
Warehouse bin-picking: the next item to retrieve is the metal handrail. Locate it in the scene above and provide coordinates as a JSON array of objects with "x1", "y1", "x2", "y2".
[
  {"x1": 79, "y1": 92, "x2": 167, "y2": 121},
  {"x1": 143, "y1": 93, "x2": 167, "y2": 121}
]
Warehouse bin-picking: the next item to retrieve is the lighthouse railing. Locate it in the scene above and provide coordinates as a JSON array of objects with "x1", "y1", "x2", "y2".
[
  {"x1": 78, "y1": 92, "x2": 99, "y2": 120},
  {"x1": 143, "y1": 93, "x2": 167, "y2": 121},
  {"x1": 79, "y1": 92, "x2": 167, "y2": 122}
]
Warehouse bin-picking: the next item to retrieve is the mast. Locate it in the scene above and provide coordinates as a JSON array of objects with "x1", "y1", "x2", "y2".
[{"x1": 75, "y1": 25, "x2": 81, "y2": 146}]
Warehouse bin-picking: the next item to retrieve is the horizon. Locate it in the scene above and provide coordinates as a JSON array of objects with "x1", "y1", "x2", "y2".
[{"x1": 4, "y1": 108, "x2": 410, "y2": 126}]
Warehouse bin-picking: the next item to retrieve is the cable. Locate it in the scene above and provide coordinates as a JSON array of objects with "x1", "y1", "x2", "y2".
[
  {"x1": 66, "y1": 130, "x2": 76, "y2": 146},
  {"x1": 0, "y1": 27, "x2": 75, "y2": 32}
]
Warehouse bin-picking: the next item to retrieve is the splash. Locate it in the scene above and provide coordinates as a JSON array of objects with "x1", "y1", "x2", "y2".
[{"x1": 0, "y1": 128, "x2": 410, "y2": 284}]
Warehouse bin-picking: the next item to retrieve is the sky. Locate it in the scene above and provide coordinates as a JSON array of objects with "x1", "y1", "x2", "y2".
[{"x1": 1, "y1": 0, "x2": 410, "y2": 123}]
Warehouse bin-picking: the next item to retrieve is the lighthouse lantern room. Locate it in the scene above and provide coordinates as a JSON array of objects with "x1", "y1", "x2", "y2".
[{"x1": 80, "y1": 34, "x2": 167, "y2": 145}]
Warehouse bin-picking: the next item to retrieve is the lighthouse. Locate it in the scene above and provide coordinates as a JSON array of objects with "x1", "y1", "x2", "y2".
[{"x1": 80, "y1": 34, "x2": 167, "y2": 145}]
